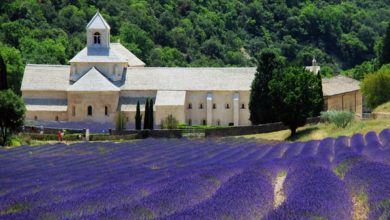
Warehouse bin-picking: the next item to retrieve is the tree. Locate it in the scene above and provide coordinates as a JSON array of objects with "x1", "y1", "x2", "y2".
[
  {"x1": 0, "y1": 54, "x2": 7, "y2": 90},
  {"x1": 135, "y1": 100, "x2": 142, "y2": 130},
  {"x1": 249, "y1": 49, "x2": 284, "y2": 125},
  {"x1": 115, "y1": 111, "x2": 126, "y2": 132},
  {"x1": 0, "y1": 45, "x2": 24, "y2": 94},
  {"x1": 0, "y1": 90, "x2": 25, "y2": 146},
  {"x1": 148, "y1": 98, "x2": 154, "y2": 130},
  {"x1": 379, "y1": 23, "x2": 390, "y2": 66},
  {"x1": 361, "y1": 68, "x2": 390, "y2": 108},
  {"x1": 314, "y1": 72, "x2": 324, "y2": 116},
  {"x1": 143, "y1": 98, "x2": 150, "y2": 130},
  {"x1": 269, "y1": 67, "x2": 323, "y2": 136}
]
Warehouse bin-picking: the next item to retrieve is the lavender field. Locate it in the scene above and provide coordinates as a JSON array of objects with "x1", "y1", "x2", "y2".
[{"x1": 1, "y1": 130, "x2": 390, "y2": 220}]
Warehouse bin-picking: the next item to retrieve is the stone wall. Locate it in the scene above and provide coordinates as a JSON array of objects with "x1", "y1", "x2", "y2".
[
  {"x1": 325, "y1": 90, "x2": 362, "y2": 117},
  {"x1": 205, "y1": 117, "x2": 320, "y2": 137},
  {"x1": 67, "y1": 91, "x2": 119, "y2": 123}
]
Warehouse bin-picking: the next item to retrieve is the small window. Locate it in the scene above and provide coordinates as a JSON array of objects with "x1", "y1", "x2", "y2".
[
  {"x1": 87, "y1": 106, "x2": 93, "y2": 116},
  {"x1": 188, "y1": 119, "x2": 192, "y2": 126},
  {"x1": 226, "y1": 104, "x2": 230, "y2": 109},
  {"x1": 105, "y1": 106, "x2": 108, "y2": 116},
  {"x1": 34, "y1": 116, "x2": 38, "y2": 120},
  {"x1": 72, "y1": 106, "x2": 76, "y2": 116},
  {"x1": 213, "y1": 103, "x2": 216, "y2": 109},
  {"x1": 202, "y1": 119, "x2": 206, "y2": 125},
  {"x1": 55, "y1": 116, "x2": 59, "y2": 121},
  {"x1": 93, "y1": 32, "x2": 101, "y2": 44},
  {"x1": 241, "y1": 104, "x2": 245, "y2": 109},
  {"x1": 188, "y1": 103, "x2": 192, "y2": 109},
  {"x1": 217, "y1": 120, "x2": 221, "y2": 126},
  {"x1": 199, "y1": 103, "x2": 203, "y2": 109}
]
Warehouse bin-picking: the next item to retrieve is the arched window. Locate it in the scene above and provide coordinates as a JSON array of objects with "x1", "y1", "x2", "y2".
[
  {"x1": 87, "y1": 106, "x2": 93, "y2": 116},
  {"x1": 241, "y1": 104, "x2": 245, "y2": 109},
  {"x1": 213, "y1": 103, "x2": 216, "y2": 109},
  {"x1": 55, "y1": 116, "x2": 59, "y2": 121},
  {"x1": 93, "y1": 32, "x2": 101, "y2": 44},
  {"x1": 199, "y1": 103, "x2": 203, "y2": 109},
  {"x1": 202, "y1": 119, "x2": 206, "y2": 125},
  {"x1": 188, "y1": 103, "x2": 192, "y2": 109},
  {"x1": 226, "y1": 104, "x2": 230, "y2": 109},
  {"x1": 105, "y1": 106, "x2": 108, "y2": 116}
]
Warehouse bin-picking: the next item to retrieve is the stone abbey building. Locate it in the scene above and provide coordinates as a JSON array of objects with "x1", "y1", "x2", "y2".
[{"x1": 21, "y1": 12, "x2": 363, "y2": 128}]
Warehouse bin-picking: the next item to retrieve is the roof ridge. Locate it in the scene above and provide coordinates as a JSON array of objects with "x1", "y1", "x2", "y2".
[
  {"x1": 26, "y1": 64, "x2": 70, "y2": 67},
  {"x1": 128, "y1": 67, "x2": 256, "y2": 69}
]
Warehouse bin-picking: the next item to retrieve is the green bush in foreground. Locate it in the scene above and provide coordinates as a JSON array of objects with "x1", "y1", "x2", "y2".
[
  {"x1": 161, "y1": 115, "x2": 179, "y2": 129},
  {"x1": 321, "y1": 111, "x2": 354, "y2": 128},
  {"x1": 0, "y1": 90, "x2": 25, "y2": 146}
]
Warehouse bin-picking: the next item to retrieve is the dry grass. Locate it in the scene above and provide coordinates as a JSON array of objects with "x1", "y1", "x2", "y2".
[
  {"x1": 241, "y1": 118, "x2": 390, "y2": 142},
  {"x1": 373, "y1": 102, "x2": 390, "y2": 114},
  {"x1": 352, "y1": 193, "x2": 369, "y2": 220},
  {"x1": 273, "y1": 171, "x2": 287, "y2": 208}
]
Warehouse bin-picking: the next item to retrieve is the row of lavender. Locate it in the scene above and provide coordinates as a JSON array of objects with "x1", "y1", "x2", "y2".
[{"x1": 0, "y1": 130, "x2": 390, "y2": 219}]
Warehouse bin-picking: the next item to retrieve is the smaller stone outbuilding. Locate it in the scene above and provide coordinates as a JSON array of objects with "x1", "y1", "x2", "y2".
[{"x1": 322, "y1": 75, "x2": 362, "y2": 117}]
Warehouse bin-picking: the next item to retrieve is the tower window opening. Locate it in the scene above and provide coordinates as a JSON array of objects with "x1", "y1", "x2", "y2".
[
  {"x1": 105, "y1": 106, "x2": 108, "y2": 116},
  {"x1": 94, "y1": 32, "x2": 101, "y2": 44}
]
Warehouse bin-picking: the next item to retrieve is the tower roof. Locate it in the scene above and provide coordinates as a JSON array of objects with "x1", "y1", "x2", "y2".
[{"x1": 86, "y1": 11, "x2": 111, "y2": 30}]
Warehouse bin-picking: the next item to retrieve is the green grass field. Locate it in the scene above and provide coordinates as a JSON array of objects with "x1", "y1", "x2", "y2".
[{"x1": 243, "y1": 118, "x2": 390, "y2": 142}]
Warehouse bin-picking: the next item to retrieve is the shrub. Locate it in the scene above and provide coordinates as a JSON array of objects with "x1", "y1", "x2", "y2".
[
  {"x1": 161, "y1": 114, "x2": 179, "y2": 129},
  {"x1": 116, "y1": 111, "x2": 126, "y2": 132},
  {"x1": 361, "y1": 68, "x2": 390, "y2": 108},
  {"x1": 320, "y1": 111, "x2": 354, "y2": 128}
]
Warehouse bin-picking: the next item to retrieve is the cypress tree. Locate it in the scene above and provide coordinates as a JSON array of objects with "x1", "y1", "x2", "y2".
[
  {"x1": 249, "y1": 49, "x2": 283, "y2": 125},
  {"x1": 0, "y1": 54, "x2": 7, "y2": 91},
  {"x1": 135, "y1": 100, "x2": 142, "y2": 130},
  {"x1": 143, "y1": 98, "x2": 149, "y2": 130},
  {"x1": 314, "y1": 71, "x2": 325, "y2": 116},
  {"x1": 380, "y1": 23, "x2": 390, "y2": 66},
  {"x1": 149, "y1": 98, "x2": 154, "y2": 130}
]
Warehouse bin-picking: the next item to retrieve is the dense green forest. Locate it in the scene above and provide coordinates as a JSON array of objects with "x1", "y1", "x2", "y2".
[{"x1": 1, "y1": 0, "x2": 390, "y2": 93}]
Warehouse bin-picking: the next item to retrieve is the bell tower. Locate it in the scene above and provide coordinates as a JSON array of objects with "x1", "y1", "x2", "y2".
[{"x1": 86, "y1": 11, "x2": 110, "y2": 48}]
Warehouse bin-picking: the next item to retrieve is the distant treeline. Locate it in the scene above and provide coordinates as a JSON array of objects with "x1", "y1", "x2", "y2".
[{"x1": 1, "y1": 0, "x2": 390, "y2": 92}]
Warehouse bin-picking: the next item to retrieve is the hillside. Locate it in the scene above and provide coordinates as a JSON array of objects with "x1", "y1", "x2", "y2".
[{"x1": 1, "y1": 0, "x2": 390, "y2": 92}]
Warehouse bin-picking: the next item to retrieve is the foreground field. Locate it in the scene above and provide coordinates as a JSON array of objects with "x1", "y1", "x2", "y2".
[{"x1": 1, "y1": 131, "x2": 390, "y2": 219}]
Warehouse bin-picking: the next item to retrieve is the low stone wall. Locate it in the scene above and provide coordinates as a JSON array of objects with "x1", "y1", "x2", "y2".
[
  {"x1": 205, "y1": 117, "x2": 320, "y2": 137},
  {"x1": 372, "y1": 112, "x2": 390, "y2": 119},
  {"x1": 112, "y1": 129, "x2": 183, "y2": 139}
]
